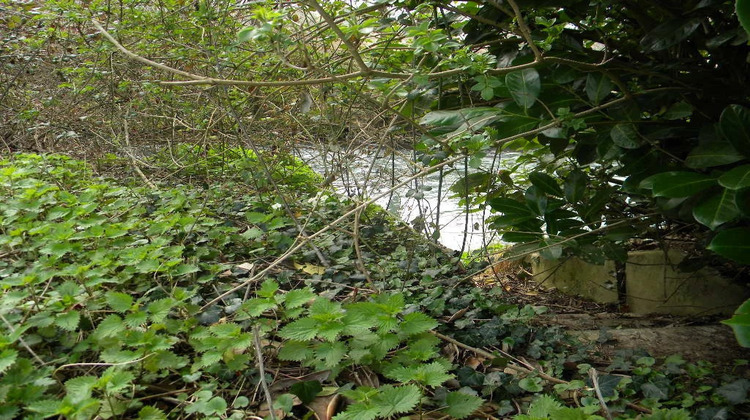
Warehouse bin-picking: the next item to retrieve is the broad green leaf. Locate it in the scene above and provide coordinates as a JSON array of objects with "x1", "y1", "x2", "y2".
[
  {"x1": 258, "y1": 279, "x2": 279, "y2": 298},
  {"x1": 525, "y1": 185, "x2": 548, "y2": 216},
  {"x1": 737, "y1": 0, "x2": 750, "y2": 36},
  {"x1": 315, "y1": 341, "x2": 347, "y2": 367},
  {"x1": 444, "y1": 391, "x2": 484, "y2": 419},
  {"x1": 488, "y1": 197, "x2": 535, "y2": 217},
  {"x1": 94, "y1": 314, "x2": 125, "y2": 339},
  {"x1": 692, "y1": 189, "x2": 740, "y2": 230},
  {"x1": 610, "y1": 124, "x2": 642, "y2": 149},
  {"x1": 519, "y1": 377, "x2": 544, "y2": 392},
  {"x1": 708, "y1": 227, "x2": 750, "y2": 264},
  {"x1": 290, "y1": 381, "x2": 322, "y2": 404},
  {"x1": 640, "y1": 18, "x2": 701, "y2": 52},
  {"x1": 582, "y1": 187, "x2": 613, "y2": 221},
  {"x1": 723, "y1": 299, "x2": 750, "y2": 347},
  {"x1": 685, "y1": 142, "x2": 743, "y2": 168},
  {"x1": 720, "y1": 105, "x2": 750, "y2": 157},
  {"x1": 65, "y1": 375, "x2": 98, "y2": 404},
  {"x1": 528, "y1": 395, "x2": 563, "y2": 417},
  {"x1": 641, "y1": 172, "x2": 716, "y2": 197},
  {"x1": 138, "y1": 406, "x2": 168, "y2": 420},
  {"x1": 585, "y1": 73, "x2": 612, "y2": 105},
  {"x1": 506, "y1": 68, "x2": 541, "y2": 108},
  {"x1": 283, "y1": 288, "x2": 316, "y2": 309},
  {"x1": 719, "y1": 164, "x2": 750, "y2": 189},
  {"x1": 333, "y1": 402, "x2": 379, "y2": 420},
  {"x1": 106, "y1": 291, "x2": 133, "y2": 312},
  {"x1": 564, "y1": 170, "x2": 586, "y2": 203},
  {"x1": 278, "y1": 340, "x2": 314, "y2": 361},
  {"x1": 273, "y1": 394, "x2": 294, "y2": 413},
  {"x1": 399, "y1": 312, "x2": 437, "y2": 335},
  {"x1": 663, "y1": 101, "x2": 693, "y2": 120},
  {"x1": 528, "y1": 172, "x2": 563, "y2": 197},
  {"x1": 372, "y1": 384, "x2": 421, "y2": 417},
  {"x1": 279, "y1": 318, "x2": 319, "y2": 341}
]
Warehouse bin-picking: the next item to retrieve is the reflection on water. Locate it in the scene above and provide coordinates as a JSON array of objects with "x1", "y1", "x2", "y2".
[{"x1": 296, "y1": 146, "x2": 521, "y2": 251}]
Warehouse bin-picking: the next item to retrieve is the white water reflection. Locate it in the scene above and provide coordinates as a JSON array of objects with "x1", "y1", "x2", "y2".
[{"x1": 296, "y1": 146, "x2": 522, "y2": 251}]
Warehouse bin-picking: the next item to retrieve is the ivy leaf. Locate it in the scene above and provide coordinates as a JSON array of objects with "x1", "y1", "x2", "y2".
[
  {"x1": 519, "y1": 377, "x2": 544, "y2": 392},
  {"x1": 290, "y1": 380, "x2": 322, "y2": 404},
  {"x1": 708, "y1": 227, "x2": 750, "y2": 264},
  {"x1": 717, "y1": 379, "x2": 750, "y2": 404},
  {"x1": 692, "y1": 189, "x2": 740, "y2": 230},
  {"x1": 641, "y1": 381, "x2": 669, "y2": 400},
  {"x1": 399, "y1": 312, "x2": 437, "y2": 335},
  {"x1": 444, "y1": 390, "x2": 484, "y2": 419},
  {"x1": 585, "y1": 73, "x2": 612, "y2": 105},
  {"x1": 372, "y1": 384, "x2": 421, "y2": 417},
  {"x1": 506, "y1": 68, "x2": 541, "y2": 108},
  {"x1": 719, "y1": 105, "x2": 750, "y2": 157},
  {"x1": 719, "y1": 165, "x2": 750, "y2": 189}
]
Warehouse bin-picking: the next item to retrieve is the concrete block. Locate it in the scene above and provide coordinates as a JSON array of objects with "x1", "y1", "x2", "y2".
[
  {"x1": 625, "y1": 250, "x2": 748, "y2": 316},
  {"x1": 529, "y1": 255, "x2": 619, "y2": 304}
]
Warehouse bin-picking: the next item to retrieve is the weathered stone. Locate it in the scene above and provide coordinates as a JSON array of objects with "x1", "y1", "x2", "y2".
[
  {"x1": 625, "y1": 249, "x2": 748, "y2": 316},
  {"x1": 528, "y1": 254, "x2": 619, "y2": 304}
]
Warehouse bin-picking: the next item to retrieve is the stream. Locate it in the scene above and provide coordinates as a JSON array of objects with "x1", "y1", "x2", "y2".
[{"x1": 296, "y1": 146, "x2": 523, "y2": 251}]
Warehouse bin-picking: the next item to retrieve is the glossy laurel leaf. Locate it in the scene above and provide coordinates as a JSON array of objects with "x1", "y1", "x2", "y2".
[
  {"x1": 722, "y1": 298, "x2": 750, "y2": 348},
  {"x1": 692, "y1": 189, "x2": 740, "y2": 230},
  {"x1": 719, "y1": 165, "x2": 750, "y2": 189},
  {"x1": 505, "y1": 68, "x2": 541, "y2": 109},
  {"x1": 707, "y1": 227, "x2": 750, "y2": 264},
  {"x1": 640, "y1": 172, "x2": 716, "y2": 198},
  {"x1": 719, "y1": 105, "x2": 750, "y2": 157}
]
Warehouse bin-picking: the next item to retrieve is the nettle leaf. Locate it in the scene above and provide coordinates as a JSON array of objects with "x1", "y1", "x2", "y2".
[
  {"x1": 640, "y1": 18, "x2": 702, "y2": 52},
  {"x1": 519, "y1": 377, "x2": 544, "y2": 392},
  {"x1": 444, "y1": 390, "x2": 484, "y2": 419},
  {"x1": 0, "y1": 349, "x2": 18, "y2": 374},
  {"x1": 372, "y1": 384, "x2": 421, "y2": 417},
  {"x1": 722, "y1": 298, "x2": 750, "y2": 347},
  {"x1": 138, "y1": 406, "x2": 168, "y2": 420},
  {"x1": 528, "y1": 172, "x2": 563, "y2": 197},
  {"x1": 241, "y1": 298, "x2": 277, "y2": 317},
  {"x1": 692, "y1": 189, "x2": 740, "y2": 230},
  {"x1": 56, "y1": 310, "x2": 80, "y2": 331},
  {"x1": 585, "y1": 73, "x2": 612, "y2": 105},
  {"x1": 399, "y1": 312, "x2": 437, "y2": 335},
  {"x1": 94, "y1": 314, "x2": 125, "y2": 339},
  {"x1": 279, "y1": 318, "x2": 319, "y2": 341},
  {"x1": 505, "y1": 68, "x2": 541, "y2": 108},
  {"x1": 641, "y1": 171, "x2": 716, "y2": 197},
  {"x1": 708, "y1": 227, "x2": 750, "y2": 264},
  {"x1": 283, "y1": 288, "x2": 316, "y2": 309},
  {"x1": 278, "y1": 340, "x2": 314, "y2": 361},
  {"x1": 333, "y1": 401, "x2": 379, "y2": 420},
  {"x1": 719, "y1": 105, "x2": 750, "y2": 157},
  {"x1": 258, "y1": 279, "x2": 279, "y2": 298},
  {"x1": 106, "y1": 291, "x2": 133, "y2": 312},
  {"x1": 315, "y1": 341, "x2": 347, "y2": 368},
  {"x1": 610, "y1": 124, "x2": 642, "y2": 149},
  {"x1": 719, "y1": 165, "x2": 750, "y2": 189},
  {"x1": 685, "y1": 142, "x2": 743, "y2": 168},
  {"x1": 65, "y1": 375, "x2": 98, "y2": 404}
]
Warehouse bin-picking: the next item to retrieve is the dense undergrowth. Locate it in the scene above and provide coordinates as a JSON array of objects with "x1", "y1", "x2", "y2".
[{"x1": 0, "y1": 151, "x2": 747, "y2": 419}]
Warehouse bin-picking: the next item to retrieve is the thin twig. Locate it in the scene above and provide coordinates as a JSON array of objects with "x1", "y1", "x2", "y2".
[
  {"x1": 0, "y1": 313, "x2": 45, "y2": 365},
  {"x1": 252, "y1": 325, "x2": 277, "y2": 420},
  {"x1": 506, "y1": 0, "x2": 543, "y2": 60},
  {"x1": 589, "y1": 368, "x2": 614, "y2": 420}
]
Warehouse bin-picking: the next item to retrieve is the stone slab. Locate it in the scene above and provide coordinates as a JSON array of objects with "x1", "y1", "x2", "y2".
[{"x1": 529, "y1": 254, "x2": 619, "y2": 304}]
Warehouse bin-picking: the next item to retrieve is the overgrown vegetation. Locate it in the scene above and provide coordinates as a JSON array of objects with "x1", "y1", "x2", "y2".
[{"x1": 2, "y1": 0, "x2": 750, "y2": 418}]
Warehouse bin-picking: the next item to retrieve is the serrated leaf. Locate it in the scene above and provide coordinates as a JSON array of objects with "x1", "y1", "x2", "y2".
[
  {"x1": 65, "y1": 375, "x2": 98, "y2": 404},
  {"x1": 333, "y1": 402, "x2": 379, "y2": 420},
  {"x1": 399, "y1": 312, "x2": 437, "y2": 335},
  {"x1": 692, "y1": 189, "x2": 740, "y2": 230},
  {"x1": 529, "y1": 172, "x2": 563, "y2": 197},
  {"x1": 0, "y1": 349, "x2": 18, "y2": 374},
  {"x1": 610, "y1": 124, "x2": 642, "y2": 149},
  {"x1": 315, "y1": 341, "x2": 347, "y2": 368},
  {"x1": 519, "y1": 377, "x2": 544, "y2": 392},
  {"x1": 56, "y1": 310, "x2": 80, "y2": 331},
  {"x1": 641, "y1": 171, "x2": 716, "y2": 197},
  {"x1": 284, "y1": 288, "x2": 316, "y2": 309},
  {"x1": 585, "y1": 73, "x2": 612, "y2": 104},
  {"x1": 444, "y1": 391, "x2": 484, "y2": 419},
  {"x1": 278, "y1": 340, "x2": 314, "y2": 361},
  {"x1": 685, "y1": 142, "x2": 743, "y2": 168},
  {"x1": 106, "y1": 292, "x2": 133, "y2": 312},
  {"x1": 719, "y1": 164, "x2": 750, "y2": 189},
  {"x1": 708, "y1": 227, "x2": 750, "y2": 264},
  {"x1": 279, "y1": 318, "x2": 319, "y2": 341},
  {"x1": 138, "y1": 406, "x2": 168, "y2": 420},
  {"x1": 506, "y1": 68, "x2": 541, "y2": 109},
  {"x1": 719, "y1": 105, "x2": 750, "y2": 157},
  {"x1": 258, "y1": 279, "x2": 279, "y2": 298},
  {"x1": 241, "y1": 298, "x2": 277, "y2": 317},
  {"x1": 372, "y1": 384, "x2": 421, "y2": 417},
  {"x1": 95, "y1": 314, "x2": 125, "y2": 339}
]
